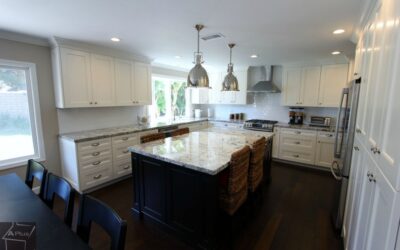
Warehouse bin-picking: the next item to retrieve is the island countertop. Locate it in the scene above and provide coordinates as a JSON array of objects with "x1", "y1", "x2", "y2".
[{"x1": 129, "y1": 128, "x2": 274, "y2": 175}]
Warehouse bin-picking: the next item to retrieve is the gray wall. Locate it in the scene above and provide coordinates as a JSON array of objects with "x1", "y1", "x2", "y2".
[{"x1": 0, "y1": 38, "x2": 61, "y2": 179}]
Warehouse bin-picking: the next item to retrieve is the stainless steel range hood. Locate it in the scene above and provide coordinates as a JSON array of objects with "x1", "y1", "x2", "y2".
[{"x1": 247, "y1": 65, "x2": 281, "y2": 93}]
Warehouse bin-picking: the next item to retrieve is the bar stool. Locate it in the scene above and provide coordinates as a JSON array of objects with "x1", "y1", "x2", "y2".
[
  {"x1": 248, "y1": 137, "x2": 266, "y2": 193},
  {"x1": 170, "y1": 127, "x2": 190, "y2": 137},
  {"x1": 140, "y1": 132, "x2": 166, "y2": 144}
]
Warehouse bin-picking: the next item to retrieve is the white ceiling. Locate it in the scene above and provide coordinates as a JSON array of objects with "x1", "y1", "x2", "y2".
[{"x1": 0, "y1": 0, "x2": 364, "y2": 71}]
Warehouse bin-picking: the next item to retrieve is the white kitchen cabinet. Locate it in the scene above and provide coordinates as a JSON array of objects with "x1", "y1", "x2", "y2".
[
  {"x1": 191, "y1": 88, "x2": 209, "y2": 104},
  {"x1": 283, "y1": 64, "x2": 348, "y2": 107},
  {"x1": 133, "y1": 62, "x2": 152, "y2": 105},
  {"x1": 114, "y1": 59, "x2": 134, "y2": 106},
  {"x1": 315, "y1": 131, "x2": 335, "y2": 168},
  {"x1": 345, "y1": 141, "x2": 398, "y2": 250},
  {"x1": 272, "y1": 127, "x2": 280, "y2": 158},
  {"x1": 207, "y1": 70, "x2": 247, "y2": 105},
  {"x1": 318, "y1": 64, "x2": 349, "y2": 107},
  {"x1": 90, "y1": 54, "x2": 116, "y2": 106},
  {"x1": 52, "y1": 45, "x2": 152, "y2": 108},
  {"x1": 56, "y1": 47, "x2": 92, "y2": 108},
  {"x1": 278, "y1": 128, "x2": 317, "y2": 165},
  {"x1": 301, "y1": 66, "x2": 321, "y2": 106},
  {"x1": 59, "y1": 129, "x2": 158, "y2": 192},
  {"x1": 283, "y1": 67, "x2": 302, "y2": 106}
]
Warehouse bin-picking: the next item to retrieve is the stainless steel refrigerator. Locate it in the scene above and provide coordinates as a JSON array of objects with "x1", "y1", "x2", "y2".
[{"x1": 331, "y1": 77, "x2": 362, "y2": 230}]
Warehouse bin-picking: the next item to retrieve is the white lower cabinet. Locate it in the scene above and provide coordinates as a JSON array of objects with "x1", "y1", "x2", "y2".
[
  {"x1": 60, "y1": 129, "x2": 157, "y2": 192},
  {"x1": 315, "y1": 131, "x2": 335, "y2": 168},
  {"x1": 273, "y1": 127, "x2": 334, "y2": 168}
]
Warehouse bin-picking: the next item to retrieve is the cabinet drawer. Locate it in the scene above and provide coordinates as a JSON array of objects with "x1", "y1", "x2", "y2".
[
  {"x1": 78, "y1": 138, "x2": 111, "y2": 153},
  {"x1": 81, "y1": 165, "x2": 113, "y2": 190},
  {"x1": 112, "y1": 133, "x2": 139, "y2": 145},
  {"x1": 281, "y1": 128, "x2": 316, "y2": 137},
  {"x1": 279, "y1": 148, "x2": 315, "y2": 165},
  {"x1": 280, "y1": 134, "x2": 315, "y2": 150},
  {"x1": 78, "y1": 147, "x2": 111, "y2": 164},
  {"x1": 113, "y1": 144, "x2": 132, "y2": 162},
  {"x1": 79, "y1": 156, "x2": 112, "y2": 173},
  {"x1": 318, "y1": 131, "x2": 335, "y2": 141},
  {"x1": 113, "y1": 159, "x2": 132, "y2": 177}
]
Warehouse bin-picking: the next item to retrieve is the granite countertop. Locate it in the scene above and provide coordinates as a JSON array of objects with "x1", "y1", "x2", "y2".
[
  {"x1": 275, "y1": 123, "x2": 336, "y2": 132},
  {"x1": 59, "y1": 118, "x2": 209, "y2": 142},
  {"x1": 59, "y1": 118, "x2": 247, "y2": 142},
  {"x1": 129, "y1": 128, "x2": 274, "y2": 175}
]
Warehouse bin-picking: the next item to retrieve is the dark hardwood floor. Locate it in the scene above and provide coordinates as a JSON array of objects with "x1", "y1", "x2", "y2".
[{"x1": 54, "y1": 162, "x2": 343, "y2": 250}]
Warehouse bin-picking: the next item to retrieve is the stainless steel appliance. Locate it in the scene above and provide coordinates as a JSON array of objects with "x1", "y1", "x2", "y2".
[
  {"x1": 310, "y1": 116, "x2": 331, "y2": 127},
  {"x1": 243, "y1": 119, "x2": 278, "y2": 132},
  {"x1": 331, "y1": 77, "x2": 362, "y2": 230}
]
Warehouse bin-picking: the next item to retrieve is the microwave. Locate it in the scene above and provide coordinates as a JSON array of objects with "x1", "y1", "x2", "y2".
[{"x1": 310, "y1": 116, "x2": 331, "y2": 127}]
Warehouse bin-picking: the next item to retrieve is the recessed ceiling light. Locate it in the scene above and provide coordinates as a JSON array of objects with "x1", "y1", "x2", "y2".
[
  {"x1": 111, "y1": 37, "x2": 120, "y2": 42},
  {"x1": 332, "y1": 51, "x2": 341, "y2": 55},
  {"x1": 250, "y1": 54, "x2": 258, "y2": 58},
  {"x1": 175, "y1": 55, "x2": 181, "y2": 59},
  {"x1": 333, "y1": 29, "x2": 345, "y2": 34}
]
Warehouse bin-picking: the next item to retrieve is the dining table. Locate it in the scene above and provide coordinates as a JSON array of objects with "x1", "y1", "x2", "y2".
[{"x1": 0, "y1": 173, "x2": 89, "y2": 250}]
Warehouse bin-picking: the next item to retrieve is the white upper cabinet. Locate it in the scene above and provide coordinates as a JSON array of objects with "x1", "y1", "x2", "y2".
[
  {"x1": 90, "y1": 54, "x2": 115, "y2": 106},
  {"x1": 52, "y1": 45, "x2": 152, "y2": 108},
  {"x1": 283, "y1": 67, "x2": 302, "y2": 106},
  {"x1": 58, "y1": 48, "x2": 92, "y2": 107},
  {"x1": 301, "y1": 66, "x2": 321, "y2": 106},
  {"x1": 114, "y1": 59, "x2": 134, "y2": 106},
  {"x1": 318, "y1": 64, "x2": 349, "y2": 107},
  {"x1": 283, "y1": 64, "x2": 348, "y2": 107},
  {"x1": 133, "y1": 62, "x2": 152, "y2": 105},
  {"x1": 206, "y1": 70, "x2": 247, "y2": 105}
]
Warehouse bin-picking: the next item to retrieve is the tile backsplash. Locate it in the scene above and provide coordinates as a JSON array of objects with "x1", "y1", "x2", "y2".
[{"x1": 195, "y1": 93, "x2": 338, "y2": 124}]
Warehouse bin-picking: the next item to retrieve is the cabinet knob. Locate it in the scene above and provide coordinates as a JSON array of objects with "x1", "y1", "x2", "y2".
[
  {"x1": 92, "y1": 152, "x2": 100, "y2": 156},
  {"x1": 89, "y1": 102, "x2": 93, "y2": 104},
  {"x1": 356, "y1": 128, "x2": 362, "y2": 133},
  {"x1": 123, "y1": 165, "x2": 130, "y2": 170},
  {"x1": 294, "y1": 141, "x2": 301, "y2": 145},
  {"x1": 92, "y1": 161, "x2": 101, "y2": 166},
  {"x1": 353, "y1": 146, "x2": 359, "y2": 151},
  {"x1": 93, "y1": 174, "x2": 102, "y2": 180},
  {"x1": 293, "y1": 154, "x2": 300, "y2": 158},
  {"x1": 94, "y1": 101, "x2": 98, "y2": 104},
  {"x1": 91, "y1": 142, "x2": 100, "y2": 147}
]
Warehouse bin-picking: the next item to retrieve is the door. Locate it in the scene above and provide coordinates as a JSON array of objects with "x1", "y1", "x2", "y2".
[
  {"x1": 283, "y1": 68, "x2": 302, "y2": 106},
  {"x1": 315, "y1": 138, "x2": 334, "y2": 168},
  {"x1": 60, "y1": 48, "x2": 92, "y2": 107},
  {"x1": 133, "y1": 62, "x2": 152, "y2": 105},
  {"x1": 90, "y1": 54, "x2": 116, "y2": 106},
  {"x1": 301, "y1": 66, "x2": 321, "y2": 106},
  {"x1": 115, "y1": 59, "x2": 134, "y2": 106},
  {"x1": 318, "y1": 64, "x2": 349, "y2": 107}
]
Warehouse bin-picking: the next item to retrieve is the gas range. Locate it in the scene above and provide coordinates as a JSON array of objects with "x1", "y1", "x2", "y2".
[{"x1": 243, "y1": 119, "x2": 278, "y2": 132}]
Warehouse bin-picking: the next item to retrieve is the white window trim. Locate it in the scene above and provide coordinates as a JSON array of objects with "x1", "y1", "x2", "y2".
[
  {"x1": 0, "y1": 59, "x2": 45, "y2": 170},
  {"x1": 150, "y1": 75, "x2": 188, "y2": 121}
]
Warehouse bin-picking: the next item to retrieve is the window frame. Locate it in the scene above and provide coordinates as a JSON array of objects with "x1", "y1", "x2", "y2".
[
  {"x1": 150, "y1": 74, "x2": 188, "y2": 121},
  {"x1": 0, "y1": 59, "x2": 45, "y2": 170}
]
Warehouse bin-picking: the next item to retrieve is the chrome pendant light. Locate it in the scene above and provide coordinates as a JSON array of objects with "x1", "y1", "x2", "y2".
[
  {"x1": 222, "y1": 43, "x2": 239, "y2": 91},
  {"x1": 187, "y1": 24, "x2": 210, "y2": 88}
]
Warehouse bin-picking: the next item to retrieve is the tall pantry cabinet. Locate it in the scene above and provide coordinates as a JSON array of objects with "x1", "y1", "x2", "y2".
[{"x1": 343, "y1": 0, "x2": 400, "y2": 249}]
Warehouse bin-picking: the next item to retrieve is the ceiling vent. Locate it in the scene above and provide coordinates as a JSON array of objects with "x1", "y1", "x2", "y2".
[{"x1": 201, "y1": 33, "x2": 225, "y2": 41}]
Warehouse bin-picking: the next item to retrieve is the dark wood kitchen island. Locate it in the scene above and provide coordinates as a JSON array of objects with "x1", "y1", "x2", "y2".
[{"x1": 129, "y1": 129, "x2": 273, "y2": 249}]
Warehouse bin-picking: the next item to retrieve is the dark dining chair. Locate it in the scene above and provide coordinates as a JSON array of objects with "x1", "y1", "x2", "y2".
[
  {"x1": 170, "y1": 127, "x2": 190, "y2": 137},
  {"x1": 140, "y1": 132, "x2": 166, "y2": 144},
  {"x1": 77, "y1": 195, "x2": 127, "y2": 250},
  {"x1": 43, "y1": 173, "x2": 75, "y2": 227},
  {"x1": 25, "y1": 159, "x2": 48, "y2": 199}
]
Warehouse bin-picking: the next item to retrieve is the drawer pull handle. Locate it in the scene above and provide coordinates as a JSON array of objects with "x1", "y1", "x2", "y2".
[
  {"x1": 91, "y1": 143, "x2": 100, "y2": 147},
  {"x1": 354, "y1": 146, "x2": 359, "y2": 151},
  {"x1": 327, "y1": 134, "x2": 333, "y2": 137},
  {"x1": 294, "y1": 141, "x2": 301, "y2": 145},
  {"x1": 92, "y1": 152, "x2": 100, "y2": 156},
  {"x1": 123, "y1": 150, "x2": 129, "y2": 154},
  {"x1": 92, "y1": 161, "x2": 101, "y2": 165},
  {"x1": 123, "y1": 165, "x2": 130, "y2": 170},
  {"x1": 122, "y1": 137, "x2": 129, "y2": 141},
  {"x1": 295, "y1": 131, "x2": 301, "y2": 134},
  {"x1": 93, "y1": 174, "x2": 102, "y2": 180},
  {"x1": 293, "y1": 155, "x2": 300, "y2": 158}
]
